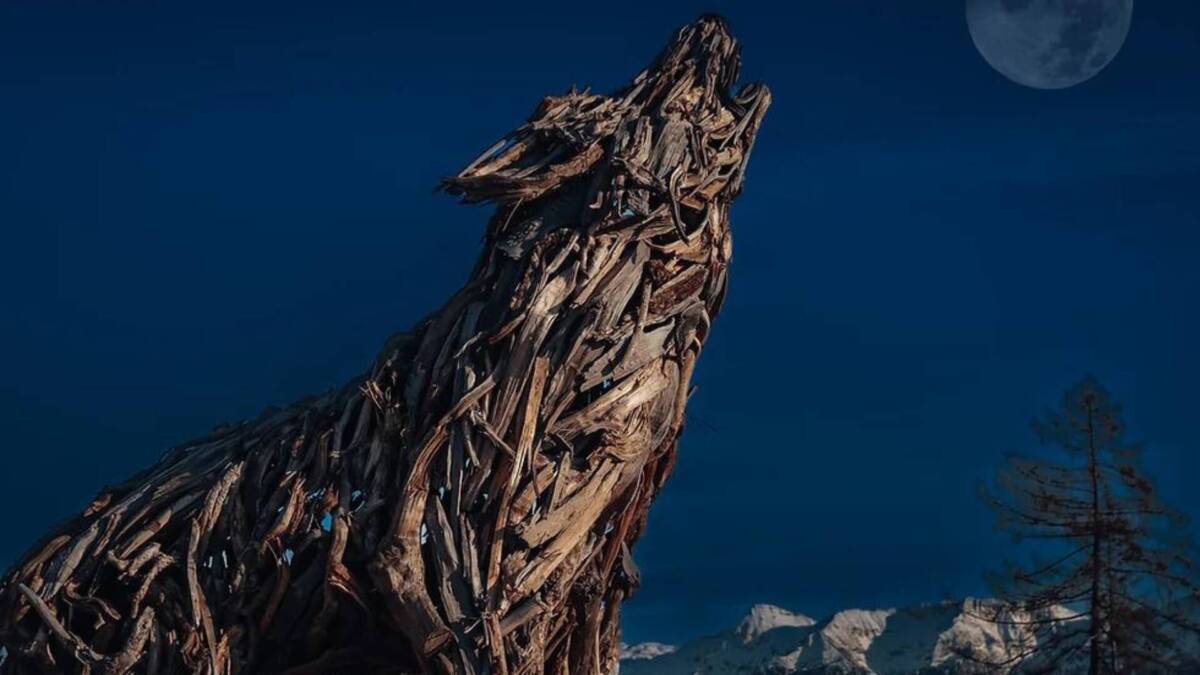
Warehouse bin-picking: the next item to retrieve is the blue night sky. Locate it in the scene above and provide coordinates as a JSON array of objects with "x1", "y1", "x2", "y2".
[{"x1": 1, "y1": 1, "x2": 1197, "y2": 646}]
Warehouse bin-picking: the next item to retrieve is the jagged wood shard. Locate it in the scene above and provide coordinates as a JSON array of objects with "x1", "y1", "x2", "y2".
[{"x1": 0, "y1": 15, "x2": 769, "y2": 675}]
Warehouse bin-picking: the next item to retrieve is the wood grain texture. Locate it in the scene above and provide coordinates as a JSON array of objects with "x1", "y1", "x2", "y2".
[{"x1": 0, "y1": 15, "x2": 769, "y2": 674}]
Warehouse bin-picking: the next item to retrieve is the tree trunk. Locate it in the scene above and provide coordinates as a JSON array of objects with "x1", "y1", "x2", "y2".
[
  {"x1": 1087, "y1": 401, "x2": 1103, "y2": 675},
  {"x1": 0, "y1": 15, "x2": 769, "y2": 675}
]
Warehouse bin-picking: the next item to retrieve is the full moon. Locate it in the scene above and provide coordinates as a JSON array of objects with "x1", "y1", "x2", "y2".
[{"x1": 966, "y1": 0, "x2": 1133, "y2": 89}]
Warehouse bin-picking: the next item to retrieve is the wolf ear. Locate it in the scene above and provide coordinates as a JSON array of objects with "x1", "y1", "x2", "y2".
[{"x1": 440, "y1": 90, "x2": 618, "y2": 207}]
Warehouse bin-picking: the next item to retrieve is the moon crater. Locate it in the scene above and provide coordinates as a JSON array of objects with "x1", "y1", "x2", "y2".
[{"x1": 966, "y1": 0, "x2": 1133, "y2": 89}]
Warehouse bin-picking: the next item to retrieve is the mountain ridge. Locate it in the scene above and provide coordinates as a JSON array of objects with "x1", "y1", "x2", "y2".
[{"x1": 619, "y1": 598, "x2": 1135, "y2": 674}]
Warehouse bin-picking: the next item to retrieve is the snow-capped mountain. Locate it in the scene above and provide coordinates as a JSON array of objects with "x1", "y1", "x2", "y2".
[
  {"x1": 621, "y1": 642, "x2": 679, "y2": 661},
  {"x1": 620, "y1": 599, "x2": 1084, "y2": 674},
  {"x1": 736, "y1": 604, "x2": 817, "y2": 643}
]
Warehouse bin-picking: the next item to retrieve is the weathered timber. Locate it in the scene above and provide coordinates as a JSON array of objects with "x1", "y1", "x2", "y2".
[{"x1": 0, "y1": 15, "x2": 769, "y2": 675}]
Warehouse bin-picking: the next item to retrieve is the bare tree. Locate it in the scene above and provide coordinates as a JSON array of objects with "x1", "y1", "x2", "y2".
[
  {"x1": 979, "y1": 377, "x2": 1200, "y2": 674},
  {"x1": 0, "y1": 15, "x2": 770, "y2": 675}
]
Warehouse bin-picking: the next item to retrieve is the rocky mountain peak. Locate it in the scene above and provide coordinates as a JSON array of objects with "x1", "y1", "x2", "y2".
[{"x1": 736, "y1": 603, "x2": 818, "y2": 643}]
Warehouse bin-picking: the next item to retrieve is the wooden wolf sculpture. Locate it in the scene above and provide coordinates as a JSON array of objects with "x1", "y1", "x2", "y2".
[{"x1": 0, "y1": 15, "x2": 769, "y2": 675}]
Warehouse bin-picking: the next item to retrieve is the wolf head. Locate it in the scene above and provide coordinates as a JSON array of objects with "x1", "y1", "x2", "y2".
[{"x1": 441, "y1": 14, "x2": 770, "y2": 256}]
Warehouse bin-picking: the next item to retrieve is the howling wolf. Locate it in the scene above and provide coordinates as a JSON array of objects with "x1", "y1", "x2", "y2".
[{"x1": 0, "y1": 15, "x2": 769, "y2": 675}]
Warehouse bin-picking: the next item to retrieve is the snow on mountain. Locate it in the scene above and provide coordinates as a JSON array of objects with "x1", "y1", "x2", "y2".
[
  {"x1": 736, "y1": 604, "x2": 817, "y2": 643},
  {"x1": 621, "y1": 642, "x2": 678, "y2": 661},
  {"x1": 620, "y1": 599, "x2": 1080, "y2": 674}
]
